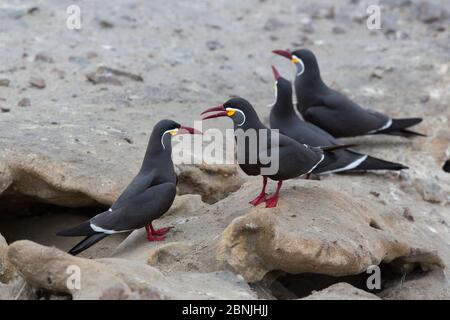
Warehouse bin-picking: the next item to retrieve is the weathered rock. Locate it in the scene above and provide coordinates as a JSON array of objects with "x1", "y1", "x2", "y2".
[
  {"x1": 0, "y1": 234, "x2": 15, "y2": 283},
  {"x1": 167, "y1": 271, "x2": 255, "y2": 300},
  {"x1": 380, "y1": 270, "x2": 450, "y2": 300},
  {"x1": 301, "y1": 283, "x2": 381, "y2": 300},
  {"x1": 217, "y1": 183, "x2": 444, "y2": 283},
  {"x1": 8, "y1": 240, "x2": 131, "y2": 299},
  {"x1": 8, "y1": 240, "x2": 256, "y2": 300},
  {"x1": 147, "y1": 242, "x2": 191, "y2": 267},
  {"x1": 176, "y1": 163, "x2": 245, "y2": 204},
  {"x1": 101, "y1": 258, "x2": 255, "y2": 299},
  {"x1": 0, "y1": 151, "x2": 126, "y2": 207},
  {"x1": 163, "y1": 194, "x2": 207, "y2": 218}
]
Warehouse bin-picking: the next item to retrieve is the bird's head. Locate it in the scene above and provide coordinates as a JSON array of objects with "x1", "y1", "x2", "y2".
[
  {"x1": 201, "y1": 97, "x2": 257, "y2": 127},
  {"x1": 156, "y1": 119, "x2": 201, "y2": 150},
  {"x1": 272, "y1": 48, "x2": 319, "y2": 77},
  {"x1": 271, "y1": 65, "x2": 292, "y2": 99}
]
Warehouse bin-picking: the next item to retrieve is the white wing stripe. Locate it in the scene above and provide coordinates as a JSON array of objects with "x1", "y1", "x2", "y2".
[
  {"x1": 367, "y1": 119, "x2": 392, "y2": 134},
  {"x1": 307, "y1": 154, "x2": 325, "y2": 174},
  {"x1": 319, "y1": 155, "x2": 368, "y2": 175},
  {"x1": 90, "y1": 223, "x2": 117, "y2": 234}
]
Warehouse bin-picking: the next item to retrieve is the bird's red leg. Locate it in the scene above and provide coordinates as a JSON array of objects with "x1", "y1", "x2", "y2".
[
  {"x1": 145, "y1": 224, "x2": 165, "y2": 241},
  {"x1": 249, "y1": 176, "x2": 268, "y2": 206},
  {"x1": 150, "y1": 223, "x2": 171, "y2": 236},
  {"x1": 265, "y1": 180, "x2": 283, "y2": 208}
]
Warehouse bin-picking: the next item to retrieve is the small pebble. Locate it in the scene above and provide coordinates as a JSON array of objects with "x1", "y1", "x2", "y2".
[
  {"x1": 34, "y1": 52, "x2": 54, "y2": 63},
  {"x1": 370, "y1": 191, "x2": 380, "y2": 197},
  {"x1": 332, "y1": 26, "x2": 346, "y2": 34},
  {"x1": 0, "y1": 79, "x2": 10, "y2": 87},
  {"x1": 402, "y1": 208, "x2": 414, "y2": 222},
  {"x1": 18, "y1": 97, "x2": 31, "y2": 107},
  {"x1": 30, "y1": 77, "x2": 46, "y2": 89}
]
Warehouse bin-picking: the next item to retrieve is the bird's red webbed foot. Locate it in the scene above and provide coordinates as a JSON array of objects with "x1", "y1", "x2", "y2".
[
  {"x1": 152, "y1": 227, "x2": 171, "y2": 236},
  {"x1": 265, "y1": 195, "x2": 279, "y2": 208},
  {"x1": 147, "y1": 234, "x2": 166, "y2": 241},
  {"x1": 145, "y1": 224, "x2": 171, "y2": 242},
  {"x1": 249, "y1": 193, "x2": 267, "y2": 206},
  {"x1": 250, "y1": 176, "x2": 268, "y2": 206},
  {"x1": 265, "y1": 180, "x2": 282, "y2": 208}
]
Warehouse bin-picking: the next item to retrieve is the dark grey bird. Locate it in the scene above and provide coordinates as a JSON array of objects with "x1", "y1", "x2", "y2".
[
  {"x1": 201, "y1": 97, "x2": 349, "y2": 208},
  {"x1": 57, "y1": 119, "x2": 201, "y2": 255},
  {"x1": 269, "y1": 65, "x2": 408, "y2": 174},
  {"x1": 273, "y1": 49, "x2": 425, "y2": 138}
]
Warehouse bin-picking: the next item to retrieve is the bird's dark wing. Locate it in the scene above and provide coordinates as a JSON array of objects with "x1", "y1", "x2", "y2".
[
  {"x1": 277, "y1": 116, "x2": 339, "y2": 147},
  {"x1": 313, "y1": 149, "x2": 367, "y2": 174},
  {"x1": 268, "y1": 134, "x2": 324, "y2": 179},
  {"x1": 303, "y1": 96, "x2": 390, "y2": 138},
  {"x1": 91, "y1": 182, "x2": 176, "y2": 232},
  {"x1": 111, "y1": 172, "x2": 156, "y2": 211}
]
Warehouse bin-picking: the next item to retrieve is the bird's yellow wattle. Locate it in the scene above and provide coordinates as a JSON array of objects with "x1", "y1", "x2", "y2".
[
  {"x1": 226, "y1": 109, "x2": 236, "y2": 116},
  {"x1": 169, "y1": 129, "x2": 178, "y2": 136},
  {"x1": 291, "y1": 57, "x2": 299, "y2": 64}
]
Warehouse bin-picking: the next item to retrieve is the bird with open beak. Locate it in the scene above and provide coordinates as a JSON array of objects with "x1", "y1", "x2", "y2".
[
  {"x1": 273, "y1": 48, "x2": 424, "y2": 138},
  {"x1": 201, "y1": 97, "x2": 349, "y2": 208},
  {"x1": 57, "y1": 119, "x2": 201, "y2": 255}
]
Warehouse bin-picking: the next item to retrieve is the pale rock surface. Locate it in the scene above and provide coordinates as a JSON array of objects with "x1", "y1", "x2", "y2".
[
  {"x1": 7, "y1": 240, "x2": 256, "y2": 300},
  {"x1": 301, "y1": 283, "x2": 381, "y2": 300},
  {"x1": 216, "y1": 182, "x2": 444, "y2": 283},
  {"x1": 0, "y1": 233, "x2": 15, "y2": 283}
]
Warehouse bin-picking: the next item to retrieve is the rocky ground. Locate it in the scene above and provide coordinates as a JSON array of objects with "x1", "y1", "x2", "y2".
[{"x1": 0, "y1": 0, "x2": 449, "y2": 300}]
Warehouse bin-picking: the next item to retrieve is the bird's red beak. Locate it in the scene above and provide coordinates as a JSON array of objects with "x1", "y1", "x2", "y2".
[
  {"x1": 201, "y1": 105, "x2": 227, "y2": 120},
  {"x1": 271, "y1": 65, "x2": 281, "y2": 81},
  {"x1": 272, "y1": 49, "x2": 292, "y2": 59},
  {"x1": 179, "y1": 126, "x2": 202, "y2": 135}
]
